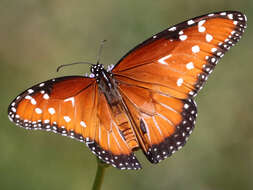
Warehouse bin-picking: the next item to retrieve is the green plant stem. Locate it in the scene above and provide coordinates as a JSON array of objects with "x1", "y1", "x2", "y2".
[{"x1": 92, "y1": 158, "x2": 109, "y2": 190}]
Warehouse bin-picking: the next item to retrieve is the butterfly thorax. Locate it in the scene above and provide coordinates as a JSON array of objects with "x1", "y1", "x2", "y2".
[
  {"x1": 91, "y1": 64, "x2": 120, "y2": 107},
  {"x1": 91, "y1": 64, "x2": 139, "y2": 150}
]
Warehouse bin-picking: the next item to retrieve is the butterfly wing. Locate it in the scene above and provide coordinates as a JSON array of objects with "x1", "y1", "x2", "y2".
[
  {"x1": 113, "y1": 11, "x2": 247, "y2": 98},
  {"x1": 112, "y1": 11, "x2": 247, "y2": 163},
  {"x1": 8, "y1": 76, "x2": 141, "y2": 170},
  {"x1": 118, "y1": 83, "x2": 196, "y2": 163}
]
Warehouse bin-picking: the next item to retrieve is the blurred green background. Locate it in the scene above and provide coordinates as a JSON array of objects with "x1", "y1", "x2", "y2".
[{"x1": 1, "y1": 0, "x2": 252, "y2": 190}]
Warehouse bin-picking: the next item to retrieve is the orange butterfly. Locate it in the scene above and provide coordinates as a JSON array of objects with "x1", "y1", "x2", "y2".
[{"x1": 8, "y1": 11, "x2": 247, "y2": 170}]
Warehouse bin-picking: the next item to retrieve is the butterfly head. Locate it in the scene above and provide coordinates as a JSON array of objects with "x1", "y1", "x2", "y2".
[{"x1": 90, "y1": 64, "x2": 105, "y2": 77}]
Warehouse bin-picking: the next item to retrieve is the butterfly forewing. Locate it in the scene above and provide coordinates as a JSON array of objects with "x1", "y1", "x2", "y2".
[{"x1": 113, "y1": 11, "x2": 247, "y2": 97}]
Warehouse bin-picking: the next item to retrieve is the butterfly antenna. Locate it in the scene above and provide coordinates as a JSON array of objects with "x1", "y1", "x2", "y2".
[
  {"x1": 56, "y1": 62, "x2": 93, "y2": 72},
  {"x1": 96, "y1": 40, "x2": 107, "y2": 64},
  {"x1": 57, "y1": 40, "x2": 107, "y2": 72}
]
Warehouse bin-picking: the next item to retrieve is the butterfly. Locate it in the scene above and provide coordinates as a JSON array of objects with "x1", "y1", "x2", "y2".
[{"x1": 8, "y1": 11, "x2": 247, "y2": 170}]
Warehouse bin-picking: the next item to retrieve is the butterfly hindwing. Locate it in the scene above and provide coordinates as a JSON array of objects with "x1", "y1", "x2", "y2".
[
  {"x1": 117, "y1": 81, "x2": 197, "y2": 163},
  {"x1": 96, "y1": 90, "x2": 141, "y2": 169}
]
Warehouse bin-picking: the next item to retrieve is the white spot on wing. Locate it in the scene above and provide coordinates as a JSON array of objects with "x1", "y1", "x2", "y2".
[
  {"x1": 211, "y1": 48, "x2": 217, "y2": 52},
  {"x1": 25, "y1": 95, "x2": 32, "y2": 100},
  {"x1": 28, "y1": 89, "x2": 34, "y2": 94},
  {"x1": 178, "y1": 30, "x2": 183, "y2": 35},
  {"x1": 198, "y1": 20, "x2": 206, "y2": 26},
  {"x1": 80, "y1": 121, "x2": 86, "y2": 128},
  {"x1": 187, "y1": 20, "x2": 195, "y2": 25},
  {"x1": 44, "y1": 120, "x2": 50, "y2": 123},
  {"x1": 168, "y1": 26, "x2": 176, "y2": 31},
  {"x1": 31, "y1": 98, "x2": 37, "y2": 105},
  {"x1": 199, "y1": 27, "x2": 205, "y2": 32},
  {"x1": 43, "y1": 94, "x2": 49, "y2": 100},
  {"x1": 186, "y1": 62, "x2": 194, "y2": 70},
  {"x1": 198, "y1": 20, "x2": 206, "y2": 33},
  {"x1": 179, "y1": 35, "x2": 187, "y2": 41},
  {"x1": 206, "y1": 33, "x2": 213, "y2": 42},
  {"x1": 48, "y1": 107, "x2": 55, "y2": 115},
  {"x1": 228, "y1": 14, "x2": 233, "y2": 20},
  {"x1": 177, "y1": 78, "x2": 183, "y2": 86},
  {"x1": 35, "y1": 108, "x2": 42, "y2": 114},
  {"x1": 64, "y1": 116, "x2": 71, "y2": 123},
  {"x1": 192, "y1": 45, "x2": 200, "y2": 53},
  {"x1": 211, "y1": 57, "x2": 216, "y2": 63},
  {"x1": 39, "y1": 83, "x2": 45, "y2": 87},
  {"x1": 158, "y1": 54, "x2": 172, "y2": 65},
  {"x1": 64, "y1": 97, "x2": 75, "y2": 107}
]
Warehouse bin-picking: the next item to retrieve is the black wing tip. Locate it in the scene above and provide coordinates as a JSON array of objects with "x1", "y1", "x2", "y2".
[
  {"x1": 145, "y1": 98, "x2": 197, "y2": 164},
  {"x1": 185, "y1": 11, "x2": 246, "y2": 97}
]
